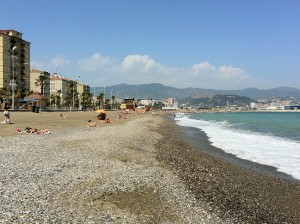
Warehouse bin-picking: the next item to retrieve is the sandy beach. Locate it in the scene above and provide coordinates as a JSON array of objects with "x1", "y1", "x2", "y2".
[
  {"x1": 1, "y1": 110, "x2": 300, "y2": 223},
  {"x1": 0, "y1": 110, "x2": 133, "y2": 137}
]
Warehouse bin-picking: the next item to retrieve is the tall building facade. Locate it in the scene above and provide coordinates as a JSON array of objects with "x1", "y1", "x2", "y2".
[
  {"x1": 30, "y1": 67, "x2": 50, "y2": 98},
  {"x1": 50, "y1": 74, "x2": 68, "y2": 107},
  {"x1": 0, "y1": 30, "x2": 30, "y2": 105}
]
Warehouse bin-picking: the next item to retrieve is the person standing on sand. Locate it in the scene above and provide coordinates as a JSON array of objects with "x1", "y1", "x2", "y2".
[{"x1": 2, "y1": 103, "x2": 12, "y2": 124}]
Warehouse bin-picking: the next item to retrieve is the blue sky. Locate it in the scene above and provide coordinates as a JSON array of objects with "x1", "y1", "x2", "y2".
[{"x1": 1, "y1": 0, "x2": 300, "y2": 90}]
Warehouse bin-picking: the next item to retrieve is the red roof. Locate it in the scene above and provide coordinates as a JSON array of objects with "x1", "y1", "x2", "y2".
[{"x1": 25, "y1": 92, "x2": 48, "y2": 101}]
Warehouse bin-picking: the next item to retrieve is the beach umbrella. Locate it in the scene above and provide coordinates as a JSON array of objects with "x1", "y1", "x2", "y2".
[{"x1": 95, "y1": 109, "x2": 106, "y2": 113}]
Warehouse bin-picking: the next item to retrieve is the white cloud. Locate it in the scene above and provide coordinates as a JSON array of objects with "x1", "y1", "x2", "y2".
[
  {"x1": 30, "y1": 54, "x2": 71, "y2": 74},
  {"x1": 30, "y1": 60, "x2": 45, "y2": 70},
  {"x1": 31, "y1": 53, "x2": 262, "y2": 89},
  {"x1": 51, "y1": 54, "x2": 71, "y2": 67},
  {"x1": 192, "y1": 61, "x2": 215, "y2": 72},
  {"x1": 219, "y1": 66, "x2": 249, "y2": 80},
  {"x1": 190, "y1": 62, "x2": 254, "y2": 89},
  {"x1": 115, "y1": 54, "x2": 171, "y2": 84},
  {"x1": 90, "y1": 54, "x2": 257, "y2": 89},
  {"x1": 78, "y1": 53, "x2": 113, "y2": 71},
  {"x1": 121, "y1": 55, "x2": 162, "y2": 72}
]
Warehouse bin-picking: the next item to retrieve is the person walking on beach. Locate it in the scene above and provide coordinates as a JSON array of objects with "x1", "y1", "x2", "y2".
[{"x1": 2, "y1": 103, "x2": 12, "y2": 124}]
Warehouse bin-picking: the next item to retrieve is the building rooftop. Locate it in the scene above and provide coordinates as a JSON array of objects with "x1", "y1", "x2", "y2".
[
  {"x1": 30, "y1": 67, "x2": 44, "y2": 73},
  {"x1": 0, "y1": 30, "x2": 23, "y2": 38}
]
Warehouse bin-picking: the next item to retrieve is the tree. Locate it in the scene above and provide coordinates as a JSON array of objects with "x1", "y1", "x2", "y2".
[
  {"x1": 81, "y1": 92, "x2": 93, "y2": 109},
  {"x1": 50, "y1": 89, "x2": 62, "y2": 108},
  {"x1": 50, "y1": 93, "x2": 55, "y2": 108},
  {"x1": 56, "y1": 89, "x2": 62, "y2": 108},
  {"x1": 65, "y1": 81, "x2": 76, "y2": 108},
  {"x1": 112, "y1": 96, "x2": 115, "y2": 109},
  {"x1": 0, "y1": 87, "x2": 11, "y2": 105},
  {"x1": 14, "y1": 86, "x2": 23, "y2": 104},
  {"x1": 97, "y1": 93, "x2": 104, "y2": 108},
  {"x1": 35, "y1": 75, "x2": 48, "y2": 95},
  {"x1": 104, "y1": 98, "x2": 110, "y2": 109}
]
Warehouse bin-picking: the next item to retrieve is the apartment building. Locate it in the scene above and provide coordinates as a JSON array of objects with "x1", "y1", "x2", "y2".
[
  {"x1": 77, "y1": 81, "x2": 91, "y2": 106},
  {"x1": 30, "y1": 67, "x2": 50, "y2": 98},
  {"x1": 166, "y1": 98, "x2": 175, "y2": 107},
  {"x1": 0, "y1": 30, "x2": 30, "y2": 106},
  {"x1": 50, "y1": 74, "x2": 68, "y2": 107}
]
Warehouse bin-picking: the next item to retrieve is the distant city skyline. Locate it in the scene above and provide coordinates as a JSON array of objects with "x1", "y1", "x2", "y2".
[{"x1": 1, "y1": 0, "x2": 300, "y2": 90}]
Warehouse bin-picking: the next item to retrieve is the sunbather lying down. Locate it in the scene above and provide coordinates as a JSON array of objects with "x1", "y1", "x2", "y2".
[
  {"x1": 17, "y1": 127, "x2": 52, "y2": 134},
  {"x1": 36, "y1": 129, "x2": 52, "y2": 134},
  {"x1": 105, "y1": 118, "x2": 112, "y2": 123},
  {"x1": 59, "y1": 113, "x2": 69, "y2": 118},
  {"x1": 88, "y1": 120, "x2": 97, "y2": 127}
]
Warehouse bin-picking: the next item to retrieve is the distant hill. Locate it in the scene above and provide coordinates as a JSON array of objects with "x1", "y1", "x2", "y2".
[
  {"x1": 185, "y1": 94, "x2": 253, "y2": 108},
  {"x1": 94, "y1": 83, "x2": 300, "y2": 100},
  {"x1": 221, "y1": 87, "x2": 300, "y2": 99}
]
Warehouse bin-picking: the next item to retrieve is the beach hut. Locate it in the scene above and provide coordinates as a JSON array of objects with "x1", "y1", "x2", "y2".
[
  {"x1": 24, "y1": 92, "x2": 48, "y2": 110},
  {"x1": 120, "y1": 98, "x2": 136, "y2": 110}
]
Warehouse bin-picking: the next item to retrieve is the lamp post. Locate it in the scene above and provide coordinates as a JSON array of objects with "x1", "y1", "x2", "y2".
[
  {"x1": 103, "y1": 86, "x2": 105, "y2": 109},
  {"x1": 54, "y1": 64, "x2": 59, "y2": 109},
  {"x1": 116, "y1": 91, "x2": 119, "y2": 108},
  {"x1": 78, "y1": 75, "x2": 81, "y2": 109},
  {"x1": 73, "y1": 82, "x2": 75, "y2": 110},
  {"x1": 10, "y1": 46, "x2": 17, "y2": 109},
  {"x1": 55, "y1": 64, "x2": 59, "y2": 74},
  {"x1": 111, "y1": 88, "x2": 113, "y2": 110},
  {"x1": 54, "y1": 90, "x2": 57, "y2": 110},
  {"x1": 93, "y1": 81, "x2": 96, "y2": 108}
]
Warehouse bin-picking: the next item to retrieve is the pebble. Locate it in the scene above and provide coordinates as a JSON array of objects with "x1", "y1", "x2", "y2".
[{"x1": 0, "y1": 115, "x2": 227, "y2": 223}]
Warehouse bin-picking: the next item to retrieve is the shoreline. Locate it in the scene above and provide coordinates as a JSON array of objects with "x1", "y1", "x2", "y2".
[
  {"x1": 178, "y1": 122, "x2": 300, "y2": 184},
  {"x1": 156, "y1": 114, "x2": 300, "y2": 223}
]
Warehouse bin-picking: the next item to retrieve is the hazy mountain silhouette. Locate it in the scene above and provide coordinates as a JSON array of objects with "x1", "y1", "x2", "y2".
[{"x1": 95, "y1": 83, "x2": 300, "y2": 100}]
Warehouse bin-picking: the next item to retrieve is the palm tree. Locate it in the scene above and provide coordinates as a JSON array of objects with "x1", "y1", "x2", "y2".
[
  {"x1": 14, "y1": 86, "x2": 23, "y2": 104},
  {"x1": 105, "y1": 98, "x2": 110, "y2": 109},
  {"x1": 50, "y1": 93, "x2": 55, "y2": 108},
  {"x1": 51, "y1": 89, "x2": 62, "y2": 109},
  {"x1": 97, "y1": 93, "x2": 104, "y2": 108},
  {"x1": 65, "y1": 81, "x2": 76, "y2": 108},
  {"x1": 35, "y1": 75, "x2": 48, "y2": 95},
  {"x1": 81, "y1": 92, "x2": 93, "y2": 109},
  {"x1": 112, "y1": 96, "x2": 115, "y2": 109},
  {"x1": 0, "y1": 87, "x2": 11, "y2": 106},
  {"x1": 26, "y1": 90, "x2": 33, "y2": 97}
]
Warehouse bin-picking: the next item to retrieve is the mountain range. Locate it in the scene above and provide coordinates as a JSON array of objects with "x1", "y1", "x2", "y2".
[{"x1": 95, "y1": 83, "x2": 300, "y2": 101}]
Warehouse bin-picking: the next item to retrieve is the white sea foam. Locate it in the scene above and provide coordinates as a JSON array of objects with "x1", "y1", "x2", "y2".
[{"x1": 175, "y1": 116, "x2": 300, "y2": 180}]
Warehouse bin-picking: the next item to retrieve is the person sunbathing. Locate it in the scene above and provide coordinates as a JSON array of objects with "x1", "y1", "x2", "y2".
[
  {"x1": 25, "y1": 127, "x2": 37, "y2": 133},
  {"x1": 88, "y1": 120, "x2": 97, "y2": 127},
  {"x1": 105, "y1": 118, "x2": 112, "y2": 124},
  {"x1": 37, "y1": 129, "x2": 52, "y2": 134},
  {"x1": 59, "y1": 113, "x2": 69, "y2": 118}
]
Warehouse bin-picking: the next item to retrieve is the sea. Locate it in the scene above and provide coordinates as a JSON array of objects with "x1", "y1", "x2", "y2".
[{"x1": 174, "y1": 112, "x2": 300, "y2": 181}]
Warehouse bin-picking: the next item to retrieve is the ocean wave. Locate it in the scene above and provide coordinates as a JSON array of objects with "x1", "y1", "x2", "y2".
[{"x1": 175, "y1": 116, "x2": 300, "y2": 180}]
